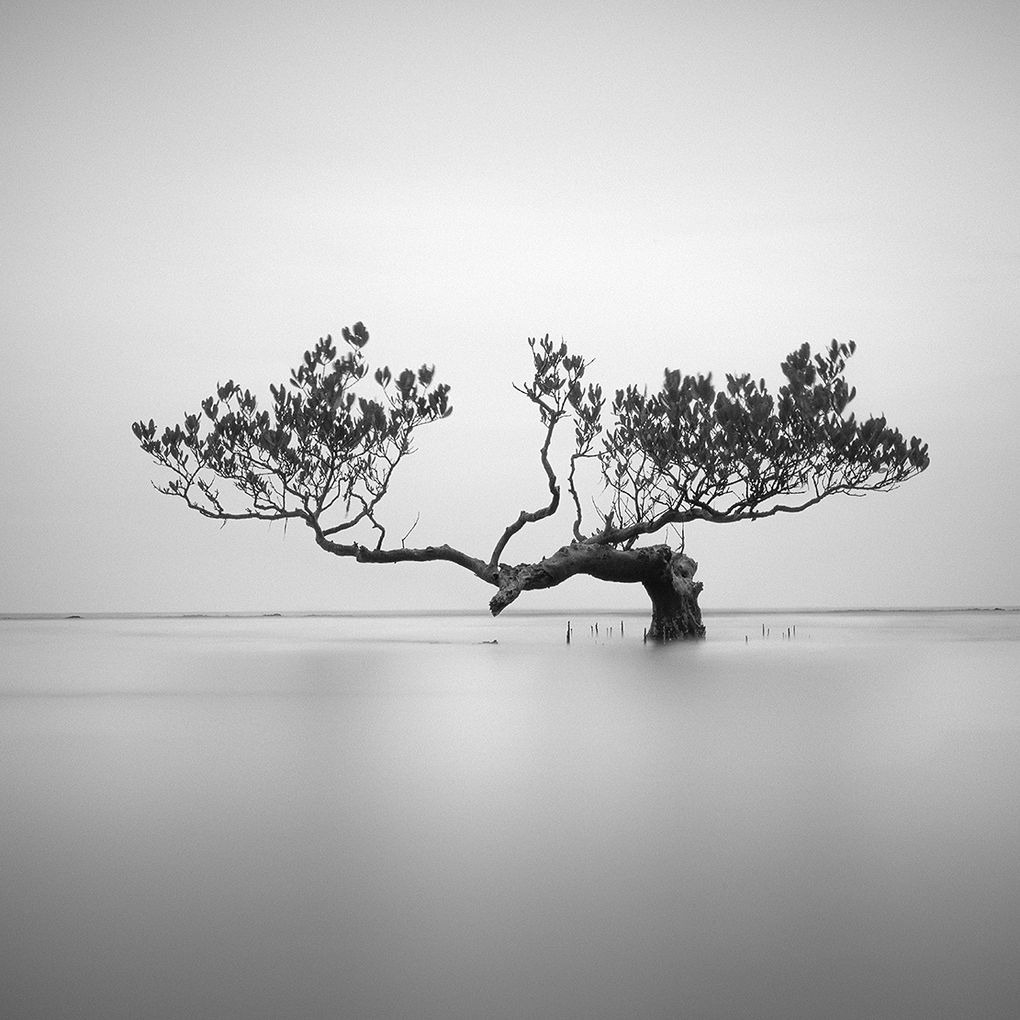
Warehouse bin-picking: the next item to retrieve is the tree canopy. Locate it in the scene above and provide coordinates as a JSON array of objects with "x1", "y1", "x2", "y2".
[{"x1": 134, "y1": 324, "x2": 928, "y2": 639}]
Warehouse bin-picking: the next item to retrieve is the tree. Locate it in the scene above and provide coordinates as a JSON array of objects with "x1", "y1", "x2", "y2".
[{"x1": 133, "y1": 324, "x2": 929, "y2": 640}]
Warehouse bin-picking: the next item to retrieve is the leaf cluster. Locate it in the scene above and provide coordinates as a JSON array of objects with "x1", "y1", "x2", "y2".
[
  {"x1": 132, "y1": 323, "x2": 451, "y2": 538},
  {"x1": 600, "y1": 339, "x2": 929, "y2": 535},
  {"x1": 515, "y1": 334, "x2": 604, "y2": 442}
]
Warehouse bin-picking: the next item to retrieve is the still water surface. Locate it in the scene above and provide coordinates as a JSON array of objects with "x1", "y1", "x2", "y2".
[{"x1": 2, "y1": 612, "x2": 1019, "y2": 1018}]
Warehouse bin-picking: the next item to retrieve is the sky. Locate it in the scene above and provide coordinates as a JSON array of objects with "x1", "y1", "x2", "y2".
[{"x1": 1, "y1": 0, "x2": 1018, "y2": 615}]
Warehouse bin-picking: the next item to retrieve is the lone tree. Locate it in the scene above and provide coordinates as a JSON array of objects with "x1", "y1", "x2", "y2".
[{"x1": 133, "y1": 324, "x2": 929, "y2": 640}]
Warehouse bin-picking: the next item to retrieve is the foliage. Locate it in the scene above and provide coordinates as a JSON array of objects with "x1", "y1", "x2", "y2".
[
  {"x1": 132, "y1": 323, "x2": 450, "y2": 547},
  {"x1": 134, "y1": 325, "x2": 929, "y2": 593},
  {"x1": 594, "y1": 339, "x2": 929, "y2": 544}
]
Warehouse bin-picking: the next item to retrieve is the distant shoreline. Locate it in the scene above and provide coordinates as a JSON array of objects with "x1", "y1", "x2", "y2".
[{"x1": 2, "y1": 606, "x2": 1018, "y2": 622}]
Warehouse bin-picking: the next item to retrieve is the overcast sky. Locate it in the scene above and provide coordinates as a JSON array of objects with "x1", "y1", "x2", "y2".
[{"x1": 2, "y1": 0, "x2": 1017, "y2": 614}]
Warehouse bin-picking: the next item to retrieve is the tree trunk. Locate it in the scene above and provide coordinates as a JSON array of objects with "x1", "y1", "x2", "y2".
[
  {"x1": 642, "y1": 551, "x2": 706, "y2": 641},
  {"x1": 488, "y1": 541, "x2": 706, "y2": 642}
]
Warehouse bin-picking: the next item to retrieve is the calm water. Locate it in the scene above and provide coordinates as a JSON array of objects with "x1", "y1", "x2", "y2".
[{"x1": 2, "y1": 611, "x2": 1019, "y2": 1019}]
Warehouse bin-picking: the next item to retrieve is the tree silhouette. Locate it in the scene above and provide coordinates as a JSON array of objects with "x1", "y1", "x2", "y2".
[{"x1": 134, "y1": 324, "x2": 928, "y2": 640}]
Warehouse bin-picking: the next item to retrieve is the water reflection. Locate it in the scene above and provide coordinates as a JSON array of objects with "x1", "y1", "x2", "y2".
[{"x1": 2, "y1": 614, "x2": 1019, "y2": 1017}]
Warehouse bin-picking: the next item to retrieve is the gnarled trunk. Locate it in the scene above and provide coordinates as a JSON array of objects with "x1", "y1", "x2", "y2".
[
  {"x1": 489, "y1": 541, "x2": 706, "y2": 642},
  {"x1": 642, "y1": 551, "x2": 705, "y2": 641}
]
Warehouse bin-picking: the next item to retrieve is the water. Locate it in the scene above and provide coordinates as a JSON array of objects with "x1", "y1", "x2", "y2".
[{"x1": 2, "y1": 612, "x2": 1019, "y2": 1019}]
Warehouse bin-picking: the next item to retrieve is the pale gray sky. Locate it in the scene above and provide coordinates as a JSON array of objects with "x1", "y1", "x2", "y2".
[{"x1": 1, "y1": 0, "x2": 1017, "y2": 613}]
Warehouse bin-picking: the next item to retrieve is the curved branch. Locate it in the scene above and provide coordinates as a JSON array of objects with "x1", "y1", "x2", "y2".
[
  {"x1": 310, "y1": 521, "x2": 495, "y2": 584},
  {"x1": 488, "y1": 408, "x2": 561, "y2": 568},
  {"x1": 567, "y1": 452, "x2": 586, "y2": 541},
  {"x1": 488, "y1": 335, "x2": 599, "y2": 567}
]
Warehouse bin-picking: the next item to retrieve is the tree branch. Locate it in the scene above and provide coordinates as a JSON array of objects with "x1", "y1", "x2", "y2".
[
  {"x1": 488, "y1": 405, "x2": 561, "y2": 567},
  {"x1": 310, "y1": 520, "x2": 495, "y2": 584},
  {"x1": 488, "y1": 335, "x2": 602, "y2": 565}
]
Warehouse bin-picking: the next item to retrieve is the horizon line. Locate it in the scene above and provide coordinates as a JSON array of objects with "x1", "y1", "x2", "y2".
[{"x1": 2, "y1": 606, "x2": 1018, "y2": 622}]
